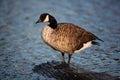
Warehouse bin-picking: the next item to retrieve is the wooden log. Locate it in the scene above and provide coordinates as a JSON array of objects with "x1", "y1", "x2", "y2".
[{"x1": 33, "y1": 61, "x2": 119, "y2": 80}]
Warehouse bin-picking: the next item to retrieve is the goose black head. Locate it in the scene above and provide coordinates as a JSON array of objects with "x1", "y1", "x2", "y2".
[{"x1": 36, "y1": 13, "x2": 56, "y2": 24}]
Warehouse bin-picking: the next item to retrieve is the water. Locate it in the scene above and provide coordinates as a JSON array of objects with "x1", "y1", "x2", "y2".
[{"x1": 0, "y1": 0, "x2": 120, "y2": 80}]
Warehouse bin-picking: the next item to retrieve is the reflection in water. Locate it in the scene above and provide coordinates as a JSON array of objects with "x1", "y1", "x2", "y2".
[{"x1": 33, "y1": 61, "x2": 118, "y2": 80}]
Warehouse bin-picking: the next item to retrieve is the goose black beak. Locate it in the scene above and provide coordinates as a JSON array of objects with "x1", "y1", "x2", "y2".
[
  {"x1": 36, "y1": 19, "x2": 42, "y2": 24},
  {"x1": 36, "y1": 20, "x2": 40, "y2": 24}
]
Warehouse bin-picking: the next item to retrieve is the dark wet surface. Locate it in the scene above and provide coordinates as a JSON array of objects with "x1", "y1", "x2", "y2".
[
  {"x1": 33, "y1": 61, "x2": 118, "y2": 80},
  {"x1": 0, "y1": 0, "x2": 120, "y2": 80}
]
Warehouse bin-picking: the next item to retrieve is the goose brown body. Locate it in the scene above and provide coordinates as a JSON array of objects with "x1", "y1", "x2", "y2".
[
  {"x1": 42, "y1": 23, "x2": 97, "y2": 54},
  {"x1": 36, "y1": 13, "x2": 102, "y2": 64}
]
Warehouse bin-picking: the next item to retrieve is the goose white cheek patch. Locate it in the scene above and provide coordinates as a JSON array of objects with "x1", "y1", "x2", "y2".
[{"x1": 43, "y1": 15, "x2": 49, "y2": 22}]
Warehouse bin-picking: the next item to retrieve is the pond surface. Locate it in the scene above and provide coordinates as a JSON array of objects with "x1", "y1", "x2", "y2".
[{"x1": 0, "y1": 0, "x2": 120, "y2": 80}]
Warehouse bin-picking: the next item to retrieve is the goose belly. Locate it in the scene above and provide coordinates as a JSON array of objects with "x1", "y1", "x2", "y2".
[
  {"x1": 42, "y1": 26, "x2": 54, "y2": 44},
  {"x1": 41, "y1": 26, "x2": 70, "y2": 53},
  {"x1": 42, "y1": 26, "x2": 60, "y2": 50}
]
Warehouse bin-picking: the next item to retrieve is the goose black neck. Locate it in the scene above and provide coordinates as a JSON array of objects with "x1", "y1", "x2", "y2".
[{"x1": 48, "y1": 16, "x2": 57, "y2": 29}]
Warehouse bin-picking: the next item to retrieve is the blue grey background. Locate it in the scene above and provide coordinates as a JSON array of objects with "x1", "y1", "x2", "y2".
[{"x1": 0, "y1": 0, "x2": 120, "y2": 80}]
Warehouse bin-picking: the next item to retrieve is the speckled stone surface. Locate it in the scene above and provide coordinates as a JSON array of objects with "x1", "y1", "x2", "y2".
[{"x1": 0, "y1": 0, "x2": 120, "y2": 80}]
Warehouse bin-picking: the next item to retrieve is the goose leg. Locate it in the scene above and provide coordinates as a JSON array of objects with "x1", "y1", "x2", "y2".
[
  {"x1": 68, "y1": 54, "x2": 72, "y2": 64},
  {"x1": 61, "y1": 52, "x2": 65, "y2": 64}
]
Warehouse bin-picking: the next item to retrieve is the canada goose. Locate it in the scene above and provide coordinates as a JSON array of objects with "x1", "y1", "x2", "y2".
[{"x1": 36, "y1": 13, "x2": 103, "y2": 64}]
